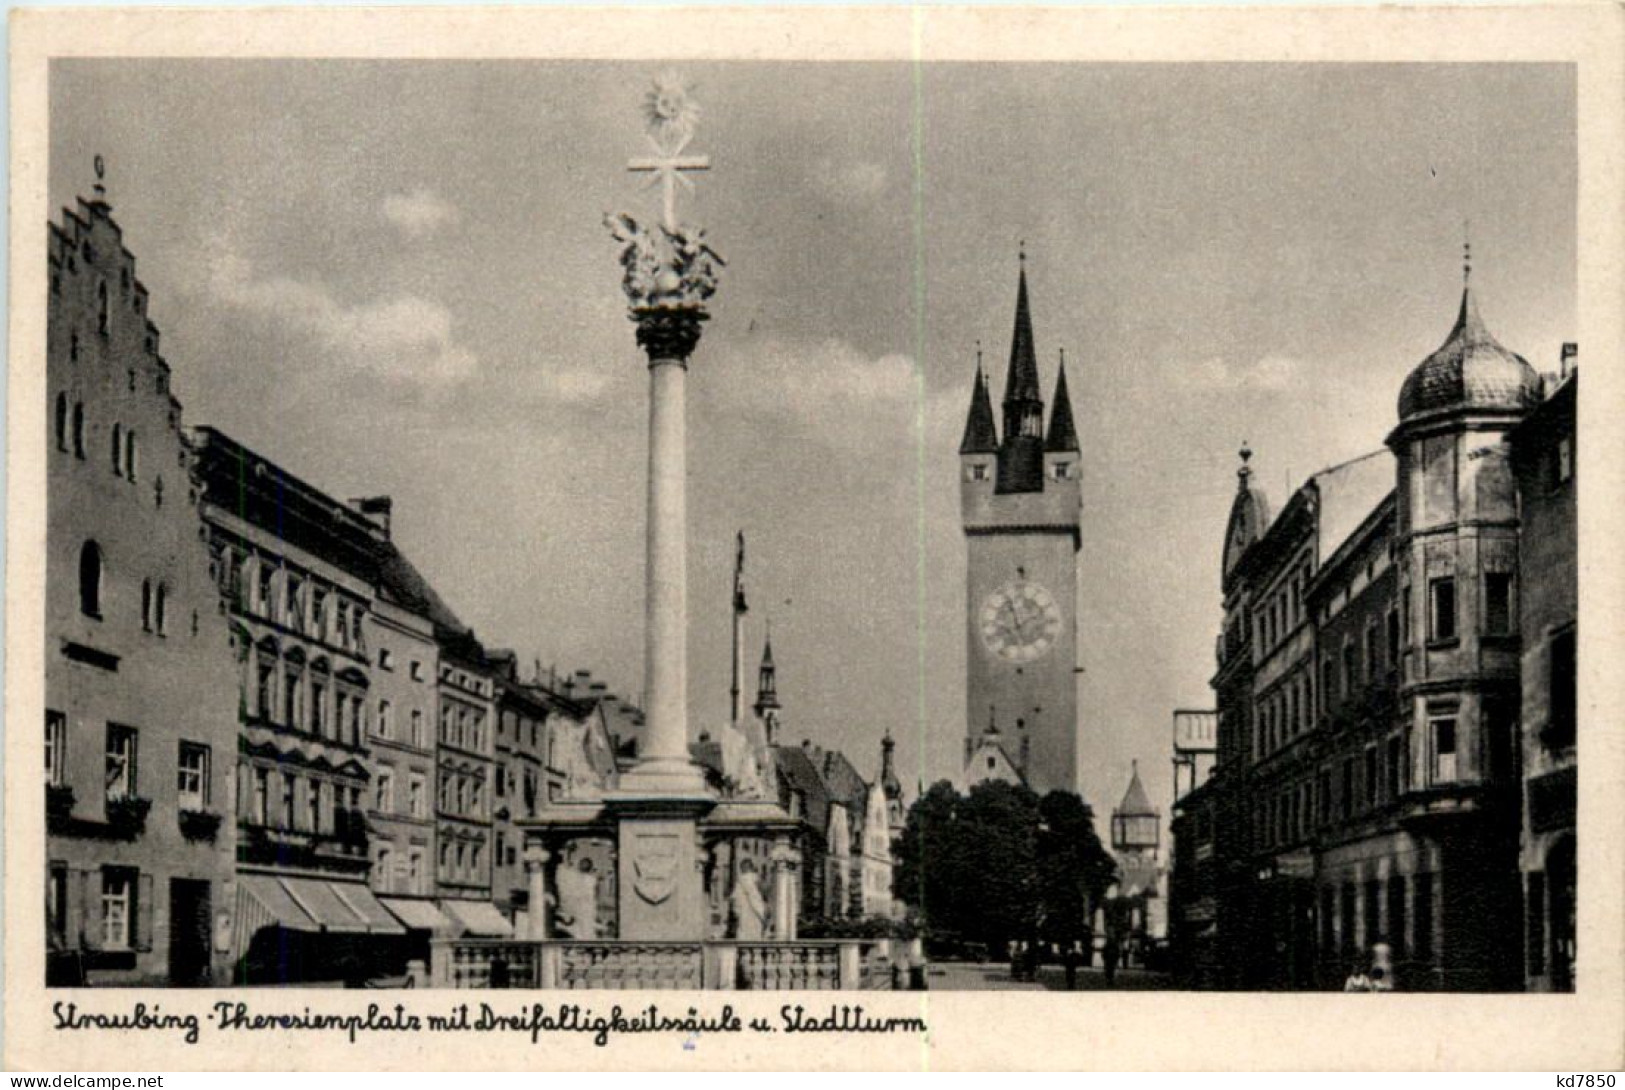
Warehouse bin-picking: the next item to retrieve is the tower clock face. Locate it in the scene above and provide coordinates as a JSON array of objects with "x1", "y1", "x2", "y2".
[{"x1": 979, "y1": 579, "x2": 1062, "y2": 662}]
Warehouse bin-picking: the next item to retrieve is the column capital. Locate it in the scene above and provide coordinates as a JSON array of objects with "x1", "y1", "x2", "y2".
[
  {"x1": 635, "y1": 306, "x2": 707, "y2": 362},
  {"x1": 523, "y1": 843, "x2": 551, "y2": 871}
]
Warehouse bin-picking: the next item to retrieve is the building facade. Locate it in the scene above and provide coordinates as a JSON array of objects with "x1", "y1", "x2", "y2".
[
  {"x1": 195, "y1": 428, "x2": 406, "y2": 982},
  {"x1": 435, "y1": 639, "x2": 497, "y2": 904},
  {"x1": 365, "y1": 552, "x2": 439, "y2": 901},
  {"x1": 1509, "y1": 365, "x2": 1578, "y2": 991},
  {"x1": 1171, "y1": 272, "x2": 1566, "y2": 992},
  {"x1": 959, "y1": 257, "x2": 1083, "y2": 795},
  {"x1": 46, "y1": 190, "x2": 241, "y2": 986}
]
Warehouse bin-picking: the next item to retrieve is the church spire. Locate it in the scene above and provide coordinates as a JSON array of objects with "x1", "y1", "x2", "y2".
[
  {"x1": 753, "y1": 629, "x2": 780, "y2": 714},
  {"x1": 996, "y1": 249, "x2": 1047, "y2": 494},
  {"x1": 1046, "y1": 349, "x2": 1079, "y2": 453},
  {"x1": 959, "y1": 345, "x2": 999, "y2": 455}
]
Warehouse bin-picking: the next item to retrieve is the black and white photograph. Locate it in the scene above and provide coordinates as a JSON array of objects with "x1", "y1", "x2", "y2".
[{"x1": 8, "y1": 4, "x2": 1623, "y2": 1073}]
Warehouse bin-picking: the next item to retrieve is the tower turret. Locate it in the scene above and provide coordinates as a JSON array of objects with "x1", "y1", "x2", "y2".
[{"x1": 752, "y1": 631, "x2": 780, "y2": 745}]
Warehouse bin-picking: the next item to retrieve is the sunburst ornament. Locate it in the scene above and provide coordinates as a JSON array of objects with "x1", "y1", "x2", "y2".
[{"x1": 643, "y1": 70, "x2": 700, "y2": 155}]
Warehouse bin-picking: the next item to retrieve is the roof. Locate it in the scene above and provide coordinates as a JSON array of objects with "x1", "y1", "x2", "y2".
[
  {"x1": 773, "y1": 744, "x2": 832, "y2": 836},
  {"x1": 959, "y1": 367, "x2": 999, "y2": 455},
  {"x1": 375, "y1": 542, "x2": 469, "y2": 638},
  {"x1": 1045, "y1": 362, "x2": 1079, "y2": 453},
  {"x1": 1309, "y1": 450, "x2": 1395, "y2": 566},
  {"x1": 1115, "y1": 762, "x2": 1157, "y2": 817},
  {"x1": 1398, "y1": 285, "x2": 1541, "y2": 424}
]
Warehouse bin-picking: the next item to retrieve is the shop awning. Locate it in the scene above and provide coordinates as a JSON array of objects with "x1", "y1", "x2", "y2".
[
  {"x1": 331, "y1": 882, "x2": 407, "y2": 935},
  {"x1": 381, "y1": 896, "x2": 454, "y2": 933},
  {"x1": 278, "y1": 877, "x2": 405, "y2": 934},
  {"x1": 239, "y1": 873, "x2": 320, "y2": 934},
  {"x1": 439, "y1": 899, "x2": 515, "y2": 938}
]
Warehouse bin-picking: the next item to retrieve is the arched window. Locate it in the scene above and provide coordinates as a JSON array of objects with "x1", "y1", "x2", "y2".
[
  {"x1": 96, "y1": 279, "x2": 110, "y2": 336},
  {"x1": 155, "y1": 583, "x2": 167, "y2": 636},
  {"x1": 125, "y1": 431, "x2": 138, "y2": 483},
  {"x1": 79, "y1": 541, "x2": 103, "y2": 617},
  {"x1": 54, "y1": 394, "x2": 67, "y2": 452},
  {"x1": 111, "y1": 423, "x2": 122, "y2": 474},
  {"x1": 71, "y1": 403, "x2": 85, "y2": 458},
  {"x1": 140, "y1": 579, "x2": 152, "y2": 631}
]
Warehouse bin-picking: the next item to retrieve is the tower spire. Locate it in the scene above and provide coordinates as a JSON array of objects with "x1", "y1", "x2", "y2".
[
  {"x1": 959, "y1": 343, "x2": 999, "y2": 455},
  {"x1": 996, "y1": 249, "x2": 1046, "y2": 493},
  {"x1": 1046, "y1": 347, "x2": 1080, "y2": 453}
]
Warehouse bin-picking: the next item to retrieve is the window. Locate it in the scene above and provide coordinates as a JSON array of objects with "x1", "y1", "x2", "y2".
[
  {"x1": 256, "y1": 563, "x2": 275, "y2": 617},
  {"x1": 177, "y1": 742, "x2": 209, "y2": 809},
  {"x1": 1340, "y1": 757, "x2": 1354, "y2": 819},
  {"x1": 378, "y1": 648, "x2": 394, "y2": 671},
  {"x1": 1485, "y1": 573, "x2": 1514, "y2": 636},
  {"x1": 306, "y1": 778, "x2": 322, "y2": 833},
  {"x1": 1556, "y1": 438, "x2": 1573, "y2": 484},
  {"x1": 969, "y1": 463, "x2": 988, "y2": 482},
  {"x1": 79, "y1": 541, "x2": 103, "y2": 617},
  {"x1": 311, "y1": 587, "x2": 328, "y2": 640},
  {"x1": 1364, "y1": 746, "x2": 1378, "y2": 809},
  {"x1": 1322, "y1": 655, "x2": 1337, "y2": 708},
  {"x1": 96, "y1": 279, "x2": 110, "y2": 336},
  {"x1": 141, "y1": 579, "x2": 152, "y2": 631},
  {"x1": 72, "y1": 403, "x2": 85, "y2": 458},
  {"x1": 286, "y1": 575, "x2": 304, "y2": 630},
  {"x1": 46, "y1": 711, "x2": 66, "y2": 785},
  {"x1": 125, "y1": 431, "x2": 138, "y2": 483},
  {"x1": 105, "y1": 724, "x2": 137, "y2": 800},
  {"x1": 1431, "y1": 716, "x2": 1458, "y2": 784},
  {"x1": 284, "y1": 669, "x2": 303, "y2": 730},
  {"x1": 278, "y1": 773, "x2": 295, "y2": 829},
  {"x1": 408, "y1": 774, "x2": 426, "y2": 818},
  {"x1": 1386, "y1": 734, "x2": 1402, "y2": 799},
  {"x1": 1401, "y1": 586, "x2": 1412, "y2": 645},
  {"x1": 1547, "y1": 628, "x2": 1577, "y2": 749},
  {"x1": 1342, "y1": 641, "x2": 1358, "y2": 696},
  {"x1": 410, "y1": 660, "x2": 423, "y2": 681},
  {"x1": 1365, "y1": 622, "x2": 1381, "y2": 679},
  {"x1": 101, "y1": 869, "x2": 133, "y2": 950},
  {"x1": 1051, "y1": 461, "x2": 1070, "y2": 481},
  {"x1": 377, "y1": 848, "x2": 393, "y2": 894},
  {"x1": 256, "y1": 658, "x2": 276, "y2": 720},
  {"x1": 410, "y1": 710, "x2": 425, "y2": 748},
  {"x1": 55, "y1": 394, "x2": 68, "y2": 451},
  {"x1": 252, "y1": 767, "x2": 269, "y2": 824},
  {"x1": 311, "y1": 680, "x2": 326, "y2": 735},
  {"x1": 336, "y1": 602, "x2": 350, "y2": 647},
  {"x1": 154, "y1": 584, "x2": 166, "y2": 636},
  {"x1": 111, "y1": 423, "x2": 122, "y2": 475},
  {"x1": 1386, "y1": 608, "x2": 1400, "y2": 669},
  {"x1": 377, "y1": 700, "x2": 393, "y2": 739},
  {"x1": 1388, "y1": 876, "x2": 1408, "y2": 958},
  {"x1": 1414, "y1": 876, "x2": 1434, "y2": 959},
  {"x1": 408, "y1": 849, "x2": 424, "y2": 894},
  {"x1": 48, "y1": 865, "x2": 68, "y2": 947},
  {"x1": 154, "y1": 476, "x2": 163, "y2": 508},
  {"x1": 1429, "y1": 577, "x2": 1457, "y2": 641},
  {"x1": 376, "y1": 770, "x2": 394, "y2": 813}
]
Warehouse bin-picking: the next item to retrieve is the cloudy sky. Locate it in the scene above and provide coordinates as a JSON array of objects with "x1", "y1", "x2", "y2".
[{"x1": 50, "y1": 60, "x2": 1575, "y2": 820}]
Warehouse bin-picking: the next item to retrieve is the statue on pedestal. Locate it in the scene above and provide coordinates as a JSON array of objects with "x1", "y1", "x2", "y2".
[
  {"x1": 730, "y1": 860, "x2": 767, "y2": 940},
  {"x1": 556, "y1": 856, "x2": 601, "y2": 940}
]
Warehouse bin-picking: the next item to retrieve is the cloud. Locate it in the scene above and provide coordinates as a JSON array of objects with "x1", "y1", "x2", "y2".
[
  {"x1": 202, "y1": 250, "x2": 477, "y2": 385},
  {"x1": 381, "y1": 188, "x2": 460, "y2": 239},
  {"x1": 813, "y1": 158, "x2": 890, "y2": 203},
  {"x1": 1189, "y1": 353, "x2": 1305, "y2": 392}
]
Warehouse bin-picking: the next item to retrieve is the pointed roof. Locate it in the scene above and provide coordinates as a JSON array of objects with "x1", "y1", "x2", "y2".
[
  {"x1": 1116, "y1": 761, "x2": 1156, "y2": 817},
  {"x1": 959, "y1": 366, "x2": 999, "y2": 454},
  {"x1": 1002, "y1": 264, "x2": 1043, "y2": 406},
  {"x1": 1045, "y1": 359, "x2": 1080, "y2": 452}
]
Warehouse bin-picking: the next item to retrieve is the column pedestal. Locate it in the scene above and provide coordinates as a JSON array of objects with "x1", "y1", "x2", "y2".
[
  {"x1": 523, "y1": 843, "x2": 551, "y2": 941},
  {"x1": 615, "y1": 800, "x2": 712, "y2": 940}
]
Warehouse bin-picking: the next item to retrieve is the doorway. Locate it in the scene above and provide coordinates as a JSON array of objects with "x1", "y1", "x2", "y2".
[{"x1": 168, "y1": 878, "x2": 212, "y2": 987}]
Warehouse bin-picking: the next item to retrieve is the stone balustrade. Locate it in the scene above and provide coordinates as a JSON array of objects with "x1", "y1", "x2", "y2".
[{"x1": 431, "y1": 938, "x2": 895, "y2": 990}]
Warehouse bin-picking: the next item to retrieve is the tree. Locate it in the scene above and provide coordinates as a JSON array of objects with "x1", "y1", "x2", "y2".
[{"x1": 894, "y1": 778, "x2": 1116, "y2": 955}]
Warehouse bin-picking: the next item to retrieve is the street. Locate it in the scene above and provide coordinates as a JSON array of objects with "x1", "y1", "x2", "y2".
[{"x1": 926, "y1": 961, "x2": 1177, "y2": 992}]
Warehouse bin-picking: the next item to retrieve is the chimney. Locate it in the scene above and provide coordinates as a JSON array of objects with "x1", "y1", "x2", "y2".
[
  {"x1": 349, "y1": 496, "x2": 393, "y2": 539},
  {"x1": 1561, "y1": 342, "x2": 1578, "y2": 379}
]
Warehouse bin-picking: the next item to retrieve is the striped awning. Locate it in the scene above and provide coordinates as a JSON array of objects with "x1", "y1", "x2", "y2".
[
  {"x1": 439, "y1": 899, "x2": 514, "y2": 938},
  {"x1": 331, "y1": 882, "x2": 407, "y2": 935},
  {"x1": 380, "y1": 896, "x2": 454, "y2": 933},
  {"x1": 238, "y1": 874, "x2": 405, "y2": 940}
]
